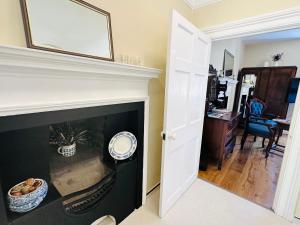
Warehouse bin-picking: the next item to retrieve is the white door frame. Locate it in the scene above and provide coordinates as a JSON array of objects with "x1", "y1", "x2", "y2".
[{"x1": 202, "y1": 6, "x2": 300, "y2": 221}]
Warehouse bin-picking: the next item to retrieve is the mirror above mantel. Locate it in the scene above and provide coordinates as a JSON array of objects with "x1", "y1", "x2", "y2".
[{"x1": 20, "y1": 0, "x2": 114, "y2": 61}]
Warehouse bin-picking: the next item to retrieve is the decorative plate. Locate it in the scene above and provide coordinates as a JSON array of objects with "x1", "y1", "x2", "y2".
[{"x1": 108, "y1": 131, "x2": 137, "y2": 160}]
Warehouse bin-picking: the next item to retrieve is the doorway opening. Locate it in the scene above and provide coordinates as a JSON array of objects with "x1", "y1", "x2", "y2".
[{"x1": 198, "y1": 28, "x2": 300, "y2": 210}]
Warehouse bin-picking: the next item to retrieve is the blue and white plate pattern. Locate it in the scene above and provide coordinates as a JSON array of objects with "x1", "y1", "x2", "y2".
[
  {"x1": 8, "y1": 191, "x2": 48, "y2": 213},
  {"x1": 108, "y1": 131, "x2": 137, "y2": 160}
]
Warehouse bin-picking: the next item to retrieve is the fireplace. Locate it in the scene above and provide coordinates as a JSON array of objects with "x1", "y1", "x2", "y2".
[
  {"x1": 0, "y1": 45, "x2": 160, "y2": 225},
  {"x1": 0, "y1": 102, "x2": 144, "y2": 225}
]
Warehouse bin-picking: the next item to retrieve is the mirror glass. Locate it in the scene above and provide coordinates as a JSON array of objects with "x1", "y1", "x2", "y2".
[
  {"x1": 21, "y1": 0, "x2": 114, "y2": 61},
  {"x1": 223, "y1": 50, "x2": 234, "y2": 76}
]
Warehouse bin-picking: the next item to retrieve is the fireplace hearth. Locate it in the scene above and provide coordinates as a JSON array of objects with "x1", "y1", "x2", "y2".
[{"x1": 0, "y1": 102, "x2": 144, "y2": 225}]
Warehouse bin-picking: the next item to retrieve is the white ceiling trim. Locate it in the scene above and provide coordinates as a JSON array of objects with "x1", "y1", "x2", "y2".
[
  {"x1": 242, "y1": 28, "x2": 300, "y2": 45},
  {"x1": 203, "y1": 6, "x2": 300, "y2": 41},
  {"x1": 184, "y1": 0, "x2": 222, "y2": 10}
]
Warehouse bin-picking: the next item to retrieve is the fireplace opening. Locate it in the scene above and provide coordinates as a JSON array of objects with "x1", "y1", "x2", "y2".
[
  {"x1": 0, "y1": 102, "x2": 144, "y2": 225},
  {"x1": 49, "y1": 119, "x2": 113, "y2": 197}
]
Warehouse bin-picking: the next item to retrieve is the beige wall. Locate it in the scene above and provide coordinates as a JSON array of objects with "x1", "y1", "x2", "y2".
[
  {"x1": 0, "y1": 0, "x2": 193, "y2": 192},
  {"x1": 243, "y1": 39, "x2": 300, "y2": 76},
  {"x1": 194, "y1": 0, "x2": 300, "y2": 28}
]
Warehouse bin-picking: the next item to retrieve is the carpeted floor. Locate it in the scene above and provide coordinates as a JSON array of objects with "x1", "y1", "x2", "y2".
[{"x1": 120, "y1": 179, "x2": 291, "y2": 225}]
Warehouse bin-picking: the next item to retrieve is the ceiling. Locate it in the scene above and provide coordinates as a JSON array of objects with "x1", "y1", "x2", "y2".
[
  {"x1": 243, "y1": 28, "x2": 300, "y2": 44},
  {"x1": 184, "y1": 0, "x2": 222, "y2": 9}
]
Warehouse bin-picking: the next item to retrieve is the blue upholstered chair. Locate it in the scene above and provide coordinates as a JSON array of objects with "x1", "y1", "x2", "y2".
[{"x1": 240, "y1": 98, "x2": 278, "y2": 158}]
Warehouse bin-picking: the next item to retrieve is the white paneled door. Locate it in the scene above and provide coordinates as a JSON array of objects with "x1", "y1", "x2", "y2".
[{"x1": 159, "y1": 10, "x2": 211, "y2": 217}]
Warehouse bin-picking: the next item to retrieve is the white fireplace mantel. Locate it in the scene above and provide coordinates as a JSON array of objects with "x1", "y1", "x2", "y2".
[
  {"x1": 0, "y1": 45, "x2": 161, "y2": 117},
  {"x1": 0, "y1": 44, "x2": 161, "y2": 205}
]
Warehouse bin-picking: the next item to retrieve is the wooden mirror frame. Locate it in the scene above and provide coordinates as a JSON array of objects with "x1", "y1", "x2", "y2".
[
  {"x1": 20, "y1": 0, "x2": 114, "y2": 61},
  {"x1": 223, "y1": 49, "x2": 234, "y2": 77},
  {"x1": 232, "y1": 69, "x2": 259, "y2": 112}
]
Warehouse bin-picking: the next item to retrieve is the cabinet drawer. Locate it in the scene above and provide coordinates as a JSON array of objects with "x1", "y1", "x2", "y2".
[
  {"x1": 225, "y1": 128, "x2": 237, "y2": 146},
  {"x1": 227, "y1": 115, "x2": 240, "y2": 131}
]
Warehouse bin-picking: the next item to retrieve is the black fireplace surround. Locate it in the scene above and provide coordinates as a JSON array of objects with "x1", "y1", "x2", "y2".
[{"x1": 0, "y1": 102, "x2": 144, "y2": 225}]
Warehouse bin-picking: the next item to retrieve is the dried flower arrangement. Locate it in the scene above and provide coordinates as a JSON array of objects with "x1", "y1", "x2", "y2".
[
  {"x1": 49, "y1": 123, "x2": 88, "y2": 146},
  {"x1": 272, "y1": 53, "x2": 284, "y2": 62}
]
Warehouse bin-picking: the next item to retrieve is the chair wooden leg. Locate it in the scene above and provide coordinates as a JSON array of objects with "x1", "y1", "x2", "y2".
[
  {"x1": 265, "y1": 136, "x2": 274, "y2": 159},
  {"x1": 241, "y1": 131, "x2": 248, "y2": 150},
  {"x1": 217, "y1": 160, "x2": 222, "y2": 170},
  {"x1": 275, "y1": 129, "x2": 283, "y2": 145}
]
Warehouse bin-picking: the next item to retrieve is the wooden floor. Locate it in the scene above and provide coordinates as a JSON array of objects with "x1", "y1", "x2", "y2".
[{"x1": 198, "y1": 129, "x2": 285, "y2": 209}]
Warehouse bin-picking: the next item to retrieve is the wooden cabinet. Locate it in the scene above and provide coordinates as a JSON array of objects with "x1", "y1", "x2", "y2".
[
  {"x1": 237, "y1": 67, "x2": 297, "y2": 118},
  {"x1": 200, "y1": 112, "x2": 241, "y2": 170}
]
